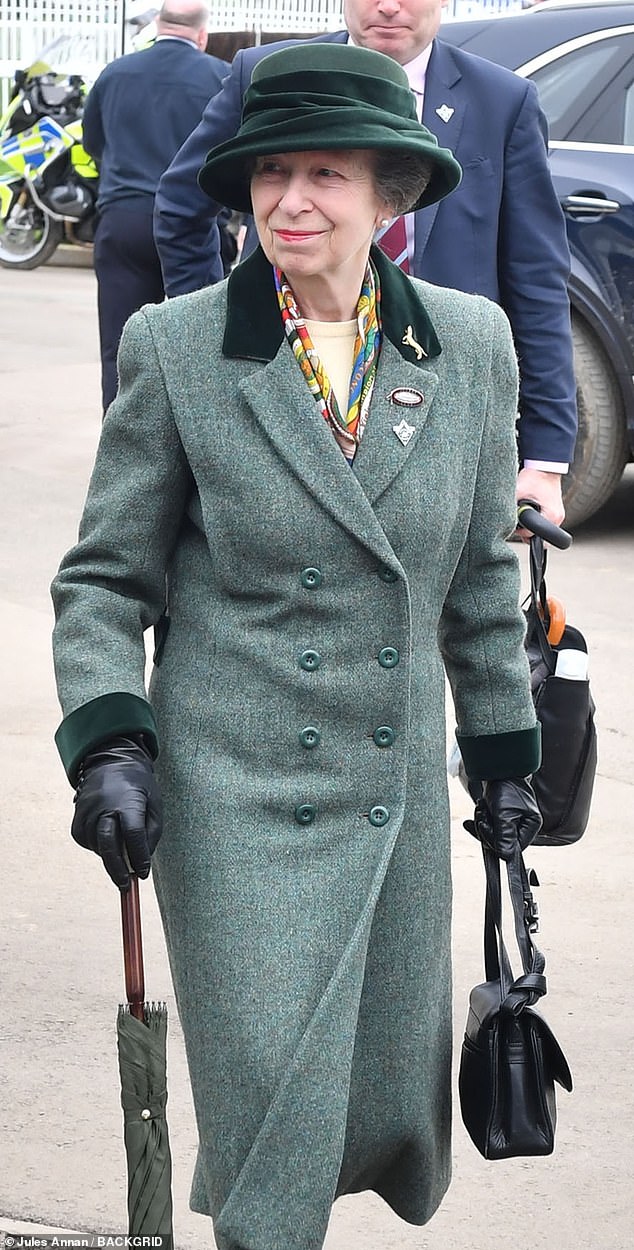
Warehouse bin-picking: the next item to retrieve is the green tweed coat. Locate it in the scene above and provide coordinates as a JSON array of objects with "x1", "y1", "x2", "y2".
[{"x1": 52, "y1": 247, "x2": 539, "y2": 1250}]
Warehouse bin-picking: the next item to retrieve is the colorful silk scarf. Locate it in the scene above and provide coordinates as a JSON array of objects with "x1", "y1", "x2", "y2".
[{"x1": 274, "y1": 262, "x2": 382, "y2": 464}]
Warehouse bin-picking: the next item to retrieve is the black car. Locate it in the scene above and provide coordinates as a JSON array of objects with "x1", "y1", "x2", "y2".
[{"x1": 442, "y1": 0, "x2": 634, "y2": 525}]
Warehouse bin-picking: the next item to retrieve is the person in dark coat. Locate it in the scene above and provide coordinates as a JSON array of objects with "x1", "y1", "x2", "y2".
[
  {"x1": 82, "y1": 0, "x2": 228, "y2": 411},
  {"x1": 52, "y1": 43, "x2": 542, "y2": 1250},
  {"x1": 153, "y1": 0, "x2": 578, "y2": 529}
]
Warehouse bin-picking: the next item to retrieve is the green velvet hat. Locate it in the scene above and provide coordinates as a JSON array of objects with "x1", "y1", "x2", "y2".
[{"x1": 198, "y1": 42, "x2": 462, "y2": 213}]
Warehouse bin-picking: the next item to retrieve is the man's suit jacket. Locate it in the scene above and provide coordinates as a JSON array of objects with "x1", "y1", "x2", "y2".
[
  {"x1": 154, "y1": 32, "x2": 577, "y2": 463},
  {"x1": 83, "y1": 38, "x2": 228, "y2": 215}
]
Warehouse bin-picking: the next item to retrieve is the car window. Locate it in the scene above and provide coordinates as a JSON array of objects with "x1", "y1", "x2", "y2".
[
  {"x1": 625, "y1": 81, "x2": 634, "y2": 145},
  {"x1": 529, "y1": 33, "x2": 634, "y2": 144}
]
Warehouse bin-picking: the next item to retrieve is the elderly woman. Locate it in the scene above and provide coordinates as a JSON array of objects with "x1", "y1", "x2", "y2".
[{"x1": 52, "y1": 43, "x2": 541, "y2": 1250}]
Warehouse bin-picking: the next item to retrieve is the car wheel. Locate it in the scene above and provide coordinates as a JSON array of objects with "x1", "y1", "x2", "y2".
[{"x1": 563, "y1": 316, "x2": 628, "y2": 527}]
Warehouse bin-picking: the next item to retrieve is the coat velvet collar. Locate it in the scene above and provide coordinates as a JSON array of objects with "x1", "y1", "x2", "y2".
[
  {"x1": 222, "y1": 244, "x2": 442, "y2": 365},
  {"x1": 220, "y1": 246, "x2": 444, "y2": 572}
]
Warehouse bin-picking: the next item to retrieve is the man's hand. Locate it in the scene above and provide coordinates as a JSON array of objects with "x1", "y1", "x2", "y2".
[{"x1": 516, "y1": 468, "x2": 564, "y2": 539}]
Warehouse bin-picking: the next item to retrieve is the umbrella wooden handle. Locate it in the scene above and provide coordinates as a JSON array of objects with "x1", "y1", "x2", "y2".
[{"x1": 121, "y1": 875, "x2": 145, "y2": 1021}]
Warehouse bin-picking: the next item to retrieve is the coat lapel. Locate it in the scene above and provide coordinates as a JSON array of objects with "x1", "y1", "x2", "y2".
[
  {"x1": 352, "y1": 340, "x2": 439, "y2": 505},
  {"x1": 416, "y1": 40, "x2": 466, "y2": 263},
  {"x1": 224, "y1": 247, "x2": 442, "y2": 563},
  {"x1": 239, "y1": 352, "x2": 402, "y2": 570}
]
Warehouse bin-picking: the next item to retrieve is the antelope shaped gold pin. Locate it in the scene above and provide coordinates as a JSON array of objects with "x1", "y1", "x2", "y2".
[{"x1": 402, "y1": 325, "x2": 427, "y2": 360}]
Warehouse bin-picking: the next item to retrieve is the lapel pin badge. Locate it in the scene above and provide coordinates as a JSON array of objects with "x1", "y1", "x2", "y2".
[
  {"x1": 392, "y1": 418, "x2": 417, "y2": 447},
  {"x1": 389, "y1": 387, "x2": 424, "y2": 408},
  {"x1": 435, "y1": 104, "x2": 454, "y2": 123},
  {"x1": 402, "y1": 325, "x2": 427, "y2": 360}
]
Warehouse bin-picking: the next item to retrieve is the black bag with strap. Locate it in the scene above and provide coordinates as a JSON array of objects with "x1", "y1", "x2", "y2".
[
  {"x1": 525, "y1": 535, "x2": 597, "y2": 846},
  {"x1": 459, "y1": 842, "x2": 573, "y2": 1159}
]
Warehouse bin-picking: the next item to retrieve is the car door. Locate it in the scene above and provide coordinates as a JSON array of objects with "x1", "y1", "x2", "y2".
[{"x1": 522, "y1": 27, "x2": 634, "y2": 351}]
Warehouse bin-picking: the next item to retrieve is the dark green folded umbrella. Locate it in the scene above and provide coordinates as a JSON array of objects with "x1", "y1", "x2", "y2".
[{"x1": 118, "y1": 878, "x2": 174, "y2": 1240}]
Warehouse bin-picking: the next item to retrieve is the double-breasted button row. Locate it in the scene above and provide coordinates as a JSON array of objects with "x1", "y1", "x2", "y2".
[
  {"x1": 303, "y1": 562, "x2": 398, "y2": 586},
  {"x1": 296, "y1": 568, "x2": 319, "y2": 816},
  {"x1": 295, "y1": 562, "x2": 395, "y2": 830},
  {"x1": 300, "y1": 647, "x2": 400, "y2": 670},
  {"x1": 295, "y1": 803, "x2": 391, "y2": 827},
  {"x1": 298, "y1": 726, "x2": 394, "y2": 751},
  {"x1": 303, "y1": 564, "x2": 399, "y2": 587}
]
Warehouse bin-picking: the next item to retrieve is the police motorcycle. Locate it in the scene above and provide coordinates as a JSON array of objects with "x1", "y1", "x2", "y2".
[{"x1": 0, "y1": 43, "x2": 98, "y2": 269}]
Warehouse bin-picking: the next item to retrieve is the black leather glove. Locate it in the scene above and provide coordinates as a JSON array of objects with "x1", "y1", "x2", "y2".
[
  {"x1": 465, "y1": 777, "x2": 542, "y2": 861},
  {"x1": 71, "y1": 735, "x2": 162, "y2": 890}
]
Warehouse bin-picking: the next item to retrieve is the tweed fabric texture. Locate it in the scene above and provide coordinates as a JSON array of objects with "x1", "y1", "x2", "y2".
[{"x1": 52, "y1": 263, "x2": 537, "y2": 1250}]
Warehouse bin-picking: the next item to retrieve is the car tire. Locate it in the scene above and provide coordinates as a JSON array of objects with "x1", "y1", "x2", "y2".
[{"x1": 563, "y1": 316, "x2": 628, "y2": 527}]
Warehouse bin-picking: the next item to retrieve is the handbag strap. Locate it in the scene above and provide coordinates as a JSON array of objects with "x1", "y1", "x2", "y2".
[
  {"x1": 529, "y1": 534, "x2": 548, "y2": 616},
  {"x1": 484, "y1": 852, "x2": 514, "y2": 986},
  {"x1": 483, "y1": 845, "x2": 547, "y2": 1014},
  {"x1": 526, "y1": 535, "x2": 557, "y2": 673}
]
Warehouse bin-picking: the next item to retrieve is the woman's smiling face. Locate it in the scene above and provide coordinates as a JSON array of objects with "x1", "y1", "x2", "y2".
[{"x1": 250, "y1": 149, "x2": 390, "y2": 303}]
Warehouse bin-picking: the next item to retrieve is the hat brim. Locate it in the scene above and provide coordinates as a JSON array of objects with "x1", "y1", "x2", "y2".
[{"x1": 198, "y1": 109, "x2": 462, "y2": 215}]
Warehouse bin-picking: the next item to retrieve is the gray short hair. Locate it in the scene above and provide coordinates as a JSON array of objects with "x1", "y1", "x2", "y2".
[{"x1": 373, "y1": 152, "x2": 434, "y2": 215}]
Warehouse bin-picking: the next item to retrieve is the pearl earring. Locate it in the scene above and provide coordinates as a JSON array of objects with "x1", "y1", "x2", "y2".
[{"x1": 380, "y1": 218, "x2": 390, "y2": 228}]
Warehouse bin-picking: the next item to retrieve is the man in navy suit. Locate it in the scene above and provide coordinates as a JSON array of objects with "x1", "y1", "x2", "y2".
[
  {"x1": 154, "y1": 0, "x2": 577, "y2": 523},
  {"x1": 83, "y1": 0, "x2": 228, "y2": 410}
]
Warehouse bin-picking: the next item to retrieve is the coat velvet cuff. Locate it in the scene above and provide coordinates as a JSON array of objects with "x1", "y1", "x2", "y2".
[
  {"x1": 456, "y1": 724, "x2": 541, "y2": 782},
  {"x1": 55, "y1": 692, "x2": 159, "y2": 785}
]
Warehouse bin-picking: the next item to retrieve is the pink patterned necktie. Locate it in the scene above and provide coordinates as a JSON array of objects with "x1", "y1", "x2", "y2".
[{"x1": 377, "y1": 216, "x2": 410, "y2": 273}]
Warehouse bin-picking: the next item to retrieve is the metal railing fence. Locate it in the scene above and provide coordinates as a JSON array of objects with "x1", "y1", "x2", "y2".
[{"x1": 0, "y1": 0, "x2": 524, "y2": 110}]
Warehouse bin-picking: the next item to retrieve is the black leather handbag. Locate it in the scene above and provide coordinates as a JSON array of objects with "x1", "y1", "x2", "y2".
[
  {"x1": 459, "y1": 842, "x2": 573, "y2": 1159},
  {"x1": 525, "y1": 535, "x2": 597, "y2": 846}
]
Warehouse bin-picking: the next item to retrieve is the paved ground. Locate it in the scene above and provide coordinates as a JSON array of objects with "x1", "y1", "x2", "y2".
[{"x1": 1, "y1": 255, "x2": 633, "y2": 1249}]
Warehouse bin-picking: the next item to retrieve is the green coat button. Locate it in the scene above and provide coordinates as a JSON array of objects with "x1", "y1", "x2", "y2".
[
  {"x1": 378, "y1": 565, "x2": 399, "y2": 583},
  {"x1": 295, "y1": 803, "x2": 317, "y2": 825},
  {"x1": 373, "y1": 726, "x2": 395, "y2": 748},
  {"x1": 368, "y1": 805, "x2": 390, "y2": 827},
  {"x1": 301, "y1": 567, "x2": 322, "y2": 589},
  {"x1": 299, "y1": 726, "x2": 321, "y2": 750},
  {"x1": 300, "y1": 649, "x2": 321, "y2": 671},
  {"x1": 378, "y1": 647, "x2": 399, "y2": 668}
]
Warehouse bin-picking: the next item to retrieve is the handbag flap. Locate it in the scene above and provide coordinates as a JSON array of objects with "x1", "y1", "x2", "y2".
[{"x1": 524, "y1": 1006, "x2": 573, "y2": 1092}]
